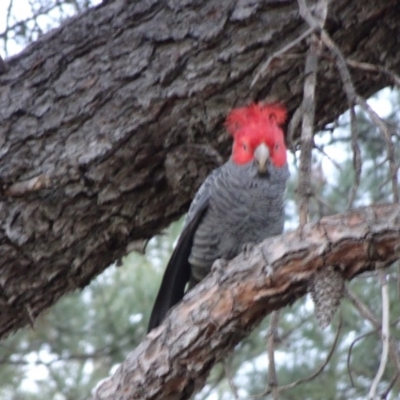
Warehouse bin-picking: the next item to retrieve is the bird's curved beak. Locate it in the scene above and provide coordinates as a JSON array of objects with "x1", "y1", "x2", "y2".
[{"x1": 254, "y1": 143, "x2": 270, "y2": 174}]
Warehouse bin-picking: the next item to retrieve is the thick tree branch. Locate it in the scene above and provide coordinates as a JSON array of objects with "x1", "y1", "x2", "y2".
[
  {"x1": 89, "y1": 204, "x2": 400, "y2": 400},
  {"x1": 0, "y1": 0, "x2": 400, "y2": 338}
]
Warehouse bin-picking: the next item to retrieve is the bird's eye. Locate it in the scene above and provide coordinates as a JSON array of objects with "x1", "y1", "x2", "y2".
[
  {"x1": 242, "y1": 143, "x2": 248, "y2": 151},
  {"x1": 275, "y1": 144, "x2": 280, "y2": 150}
]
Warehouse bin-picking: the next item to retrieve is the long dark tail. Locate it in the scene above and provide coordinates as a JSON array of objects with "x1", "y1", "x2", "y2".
[
  {"x1": 147, "y1": 234, "x2": 192, "y2": 332},
  {"x1": 147, "y1": 207, "x2": 207, "y2": 332}
]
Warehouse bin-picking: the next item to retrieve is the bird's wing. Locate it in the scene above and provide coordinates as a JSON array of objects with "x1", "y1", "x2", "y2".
[
  {"x1": 185, "y1": 167, "x2": 220, "y2": 227},
  {"x1": 147, "y1": 168, "x2": 221, "y2": 332}
]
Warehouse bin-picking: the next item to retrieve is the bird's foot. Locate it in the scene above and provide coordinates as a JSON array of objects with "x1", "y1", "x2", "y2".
[
  {"x1": 265, "y1": 265, "x2": 274, "y2": 277},
  {"x1": 242, "y1": 242, "x2": 256, "y2": 259},
  {"x1": 211, "y1": 258, "x2": 228, "y2": 282},
  {"x1": 211, "y1": 258, "x2": 228, "y2": 274}
]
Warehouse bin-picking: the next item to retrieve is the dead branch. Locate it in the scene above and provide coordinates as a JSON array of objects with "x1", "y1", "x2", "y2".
[
  {"x1": 347, "y1": 106, "x2": 362, "y2": 209},
  {"x1": 267, "y1": 311, "x2": 281, "y2": 400},
  {"x1": 346, "y1": 59, "x2": 400, "y2": 89},
  {"x1": 287, "y1": 105, "x2": 303, "y2": 150},
  {"x1": 345, "y1": 287, "x2": 400, "y2": 377},
  {"x1": 251, "y1": 27, "x2": 314, "y2": 87},
  {"x1": 275, "y1": 313, "x2": 342, "y2": 393},
  {"x1": 297, "y1": 0, "x2": 328, "y2": 225},
  {"x1": 223, "y1": 357, "x2": 240, "y2": 400},
  {"x1": 298, "y1": 29, "x2": 319, "y2": 225},
  {"x1": 368, "y1": 270, "x2": 390, "y2": 399},
  {"x1": 347, "y1": 330, "x2": 374, "y2": 387},
  {"x1": 380, "y1": 374, "x2": 398, "y2": 399}
]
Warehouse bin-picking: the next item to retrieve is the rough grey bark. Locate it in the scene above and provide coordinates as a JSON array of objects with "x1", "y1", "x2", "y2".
[
  {"x1": 89, "y1": 204, "x2": 400, "y2": 400},
  {"x1": 0, "y1": 0, "x2": 399, "y2": 339}
]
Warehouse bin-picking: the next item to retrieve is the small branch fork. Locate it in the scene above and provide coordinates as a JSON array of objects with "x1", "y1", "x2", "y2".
[
  {"x1": 250, "y1": 314, "x2": 342, "y2": 398},
  {"x1": 345, "y1": 284, "x2": 400, "y2": 396}
]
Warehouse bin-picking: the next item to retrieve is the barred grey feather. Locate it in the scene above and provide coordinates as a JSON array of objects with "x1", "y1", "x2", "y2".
[
  {"x1": 189, "y1": 159, "x2": 289, "y2": 285},
  {"x1": 148, "y1": 158, "x2": 289, "y2": 332}
]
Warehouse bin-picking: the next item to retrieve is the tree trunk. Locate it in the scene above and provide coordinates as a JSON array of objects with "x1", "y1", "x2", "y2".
[
  {"x1": 89, "y1": 204, "x2": 400, "y2": 400},
  {"x1": 0, "y1": 0, "x2": 399, "y2": 338}
]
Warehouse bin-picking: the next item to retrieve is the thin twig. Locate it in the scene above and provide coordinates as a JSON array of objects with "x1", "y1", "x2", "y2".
[
  {"x1": 398, "y1": 264, "x2": 400, "y2": 302},
  {"x1": 347, "y1": 106, "x2": 362, "y2": 209},
  {"x1": 276, "y1": 313, "x2": 342, "y2": 392},
  {"x1": 273, "y1": 314, "x2": 311, "y2": 345},
  {"x1": 344, "y1": 287, "x2": 379, "y2": 327},
  {"x1": 347, "y1": 330, "x2": 375, "y2": 387},
  {"x1": 251, "y1": 27, "x2": 314, "y2": 87},
  {"x1": 298, "y1": 41, "x2": 318, "y2": 223},
  {"x1": 377, "y1": 175, "x2": 391, "y2": 193},
  {"x1": 251, "y1": 314, "x2": 342, "y2": 398},
  {"x1": 223, "y1": 357, "x2": 240, "y2": 400},
  {"x1": 345, "y1": 286, "x2": 400, "y2": 378},
  {"x1": 346, "y1": 58, "x2": 400, "y2": 89},
  {"x1": 319, "y1": 30, "x2": 356, "y2": 102},
  {"x1": 355, "y1": 97, "x2": 399, "y2": 203},
  {"x1": 3, "y1": 0, "x2": 14, "y2": 56},
  {"x1": 198, "y1": 368, "x2": 226, "y2": 400},
  {"x1": 368, "y1": 270, "x2": 390, "y2": 399},
  {"x1": 297, "y1": 0, "x2": 323, "y2": 30},
  {"x1": 267, "y1": 311, "x2": 281, "y2": 400},
  {"x1": 287, "y1": 105, "x2": 303, "y2": 151},
  {"x1": 314, "y1": 193, "x2": 337, "y2": 213},
  {"x1": 379, "y1": 373, "x2": 398, "y2": 399},
  {"x1": 314, "y1": 144, "x2": 343, "y2": 172},
  {"x1": 296, "y1": 0, "x2": 329, "y2": 226}
]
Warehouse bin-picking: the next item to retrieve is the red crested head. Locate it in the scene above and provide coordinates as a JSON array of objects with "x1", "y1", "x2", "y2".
[{"x1": 226, "y1": 102, "x2": 287, "y2": 169}]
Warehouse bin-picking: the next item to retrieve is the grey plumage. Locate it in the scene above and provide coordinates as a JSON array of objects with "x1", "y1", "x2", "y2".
[
  {"x1": 189, "y1": 159, "x2": 289, "y2": 285},
  {"x1": 148, "y1": 158, "x2": 289, "y2": 332}
]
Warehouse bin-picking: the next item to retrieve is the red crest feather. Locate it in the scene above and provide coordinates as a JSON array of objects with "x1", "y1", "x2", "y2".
[
  {"x1": 225, "y1": 103, "x2": 287, "y2": 137},
  {"x1": 225, "y1": 102, "x2": 287, "y2": 168}
]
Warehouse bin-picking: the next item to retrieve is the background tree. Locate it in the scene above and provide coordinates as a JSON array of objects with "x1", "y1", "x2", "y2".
[{"x1": 0, "y1": 0, "x2": 399, "y2": 399}]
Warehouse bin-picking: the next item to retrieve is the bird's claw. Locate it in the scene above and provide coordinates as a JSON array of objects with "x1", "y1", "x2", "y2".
[
  {"x1": 242, "y1": 242, "x2": 256, "y2": 259},
  {"x1": 265, "y1": 265, "x2": 274, "y2": 277},
  {"x1": 211, "y1": 258, "x2": 228, "y2": 282},
  {"x1": 211, "y1": 258, "x2": 228, "y2": 274}
]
